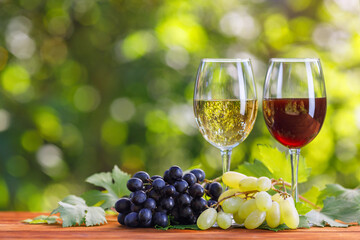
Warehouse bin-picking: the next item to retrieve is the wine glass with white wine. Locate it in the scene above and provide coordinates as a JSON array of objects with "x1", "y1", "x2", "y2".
[{"x1": 193, "y1": 58, "x2": 258, "y2": 174}]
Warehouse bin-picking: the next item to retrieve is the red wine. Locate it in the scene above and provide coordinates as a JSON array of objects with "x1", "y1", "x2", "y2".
[{"x1": 263, "y1": 98, "x2": 326, "y2": 148}]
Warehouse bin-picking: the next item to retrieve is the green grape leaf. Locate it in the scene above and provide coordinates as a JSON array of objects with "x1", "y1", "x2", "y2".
[
  {"x1": 306, "y1": 192, "x2": 360, "y2": 227},
  {"x1": 305, "y1": 210, "x2": 348, "y2": 227},
  {"x1": 22, "y1": 215, "x2": 60, "y2": 224},
  {"x1": 298, "y1": 215, "x2": 311, "y2": 228},
  {"x1": 257, "y1": 223, "x2": 289, "y2": 232},
  {"x1": 254, "y1": 145, "x2": 310, "y2": 183},
  {"x1": 51, "y1": 195, "x2": 107, "y2": 227},
  {"x1": 52, "y1": 201, "x2": 86, "y2": 227},
  {"x1": 85, "y1": 206, "x2": 108, "y2": 227},
  {"x1": 60, "y1": 195, "x2": 87, "y2": 205},
  {"x1": 317, "y1": 184, "x2": 360, "y2": 205},
  {"x1": 81, "y1": 190, "x2": 115, "y2": 209},
  {"x1": 111, "y1": 165, "x2": 132, "y2": 198},
  {"x1": 235, "y1": 159, "x2": 273, "y2": 178},
  {"x1": 155, "y1": 224, "x2": 200, "y2": 230},
  {"x1": 295, "y1": 202, "x2": 312, "y2": 215},
  {"x1": 83, "y1": 165, "x2": 131, "y2": 209},
  {"x1": 321, "y1": 197, "x2": 360, "y2": 223},
  {"x1": 302, "y1": 186, "x2": 321, "y2": 207}
]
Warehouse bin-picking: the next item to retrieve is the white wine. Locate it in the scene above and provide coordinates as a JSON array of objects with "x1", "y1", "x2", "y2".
[{"x1": 194, "y1": 100, "x2": 258, "y2": 148}]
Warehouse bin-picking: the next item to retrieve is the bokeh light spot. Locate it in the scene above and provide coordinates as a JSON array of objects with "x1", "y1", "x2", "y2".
[
  {"x1": 119, "y1": 31, "x2": 156, "y2": 61},
  {"x1": 40, "y1": 38, "x2": 68, "y2": 65},
  {"x1": 145, "y1": 110, "x2": 170, "y2": 133},
  {"x1": 59, "y1": 60, "x2": 84, "y2": 86},
  {"x1": 21, "y1": 130, "x2": 43, "y2": 152},
  {"x1": 0, "y1": 109, "x2": 11, "y2": 132},
  {"x1": 156, "y1": 15, "x2": 207, "y2": 52},
  {"x1": 1, "y1": 65, "x2": 30, "y2": 96},
  {"x1": 75, "y1": 3, "x2": 100, "y2": 26},
  {"x1": 6, "y1": 31, "x2": 36, "y2": 59},
  {"x1": 5, "y1": 16, "x2": 35, "y2": 59},
  {"x1": 61, "y1": 124, "x2": 84, "y2": 154},
  {"x1": 169, "y1": 104, "x2": 197, "y2": 135},
  {"x1": 36, "y1": 144, "x2": 68, "y2": 179},
  {"x1": 220, "y1": 11, "x2": 259, "y2": 40},
  {"x1": 110, "y1": 98, "x2": 136, "y2": 122},
  {"x1": 73, "y1": 85, "x2": 101, "y2": 112},
  {"x1": 336, "y1": 138, "x2": 357, "y2": 162},
  {"x1": 264, "y1": 14, "x2": 293, "y2": 49},
  {"x1": 45, "y1": 8, "x2": 71, "y2": 36},
  {"x1": 165, "y1": 46, "x2": 189, "y2": 70},
  {"x1": 33, "y1": 108, "x2": 62, "y2": 141},
  {"x1": 37, "y1": 144, "x2": 62, "y2": 168},
  {"x1": 101, "y1": 119, "x2": 128, "y2": 146}
]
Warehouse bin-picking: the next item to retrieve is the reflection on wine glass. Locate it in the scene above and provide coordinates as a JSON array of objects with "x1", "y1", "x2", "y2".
[
  {"x1": 193, "y1": 59, "x2": 258, "y2": 174},
  {"x1": 262, "y1": 58, "x2": 327, "y2": 201}
]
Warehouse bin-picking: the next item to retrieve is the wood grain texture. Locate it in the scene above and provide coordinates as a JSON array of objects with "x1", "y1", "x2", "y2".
[{"x1": 1, "y1": 212, "x2": 360, "y2": 240}]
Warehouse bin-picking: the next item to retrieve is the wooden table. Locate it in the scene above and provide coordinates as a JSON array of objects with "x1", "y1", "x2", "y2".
[{"x1": 1, "y1": 212, "x2": 360, "y2": 239}]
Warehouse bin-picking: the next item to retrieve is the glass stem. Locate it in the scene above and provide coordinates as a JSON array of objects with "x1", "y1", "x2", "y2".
[
  {"x1": 289, "y1": 148, "x2": 300, "y2": 202},
  {"x1": 220, "y1": 149, "x2": 232, "y2": 174}
]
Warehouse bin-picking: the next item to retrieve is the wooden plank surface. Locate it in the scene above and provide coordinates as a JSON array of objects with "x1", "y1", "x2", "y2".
[{"x1": 1, "y1": 212, "x2": 360, "y2": 240}]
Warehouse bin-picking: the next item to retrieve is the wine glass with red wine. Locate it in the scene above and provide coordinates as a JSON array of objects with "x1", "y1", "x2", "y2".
[
  {"x1": 194, "y1": 59, "x2": 258, "y2": 174},
  {"x1": 262, "y1": 58, "x2": 326, "y2": 201}
]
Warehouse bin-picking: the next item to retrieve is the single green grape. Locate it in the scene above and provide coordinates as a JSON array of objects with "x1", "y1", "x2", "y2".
[
  {"x1": 279, "y1": 197, "x2": 299, "y2": 229},
  {"x1": 244, "y1": 209, "x2": 266, "y2": 229},
  {"x1": 255, "y1": 191, "x2": 272, "y2": 211},
  {"x1": 222, "y1": 197, "x2": 244, "y2": 214},
  {"x1": 256, "y1": 177, "x2": 271, "y2": 191},
  {"x1": 238, "y1": 198, "x2": 257, "y2": 219},
  {"x1": 217, "y1": 211, "x2": 232, "y2": 229},
  {"x1": 233, "y1": 212, "x2": 244, "y2": 225},
  {"x1": 197, "y1": 208, "x2": 217, "y2": 230},
  {"x1": 266, "y1": 201, "x2": 280, "y2": 228}
]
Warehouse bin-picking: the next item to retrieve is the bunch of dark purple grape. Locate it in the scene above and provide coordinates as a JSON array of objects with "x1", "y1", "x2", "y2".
[{"x1": 115, "y1": 166, "x2": 223, "y2": 228}]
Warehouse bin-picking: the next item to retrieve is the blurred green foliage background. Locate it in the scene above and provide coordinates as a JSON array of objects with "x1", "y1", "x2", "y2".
[{"x1": 0, "y1": 0, "x2": 360, "y2": 211}]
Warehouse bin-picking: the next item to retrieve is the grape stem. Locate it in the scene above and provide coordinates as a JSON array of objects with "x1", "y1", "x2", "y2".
[
  {"x1": 204, "y1": 177, "x2": 222, "y2": 184},
  {"x1": 213, "y1": 190, "x2": 258, "y2": 209}
]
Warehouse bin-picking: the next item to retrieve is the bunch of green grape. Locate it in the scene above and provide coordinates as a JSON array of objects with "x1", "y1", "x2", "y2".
[{"x1": 197, "y1": 172, "x2": 299, "y2": 230}]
